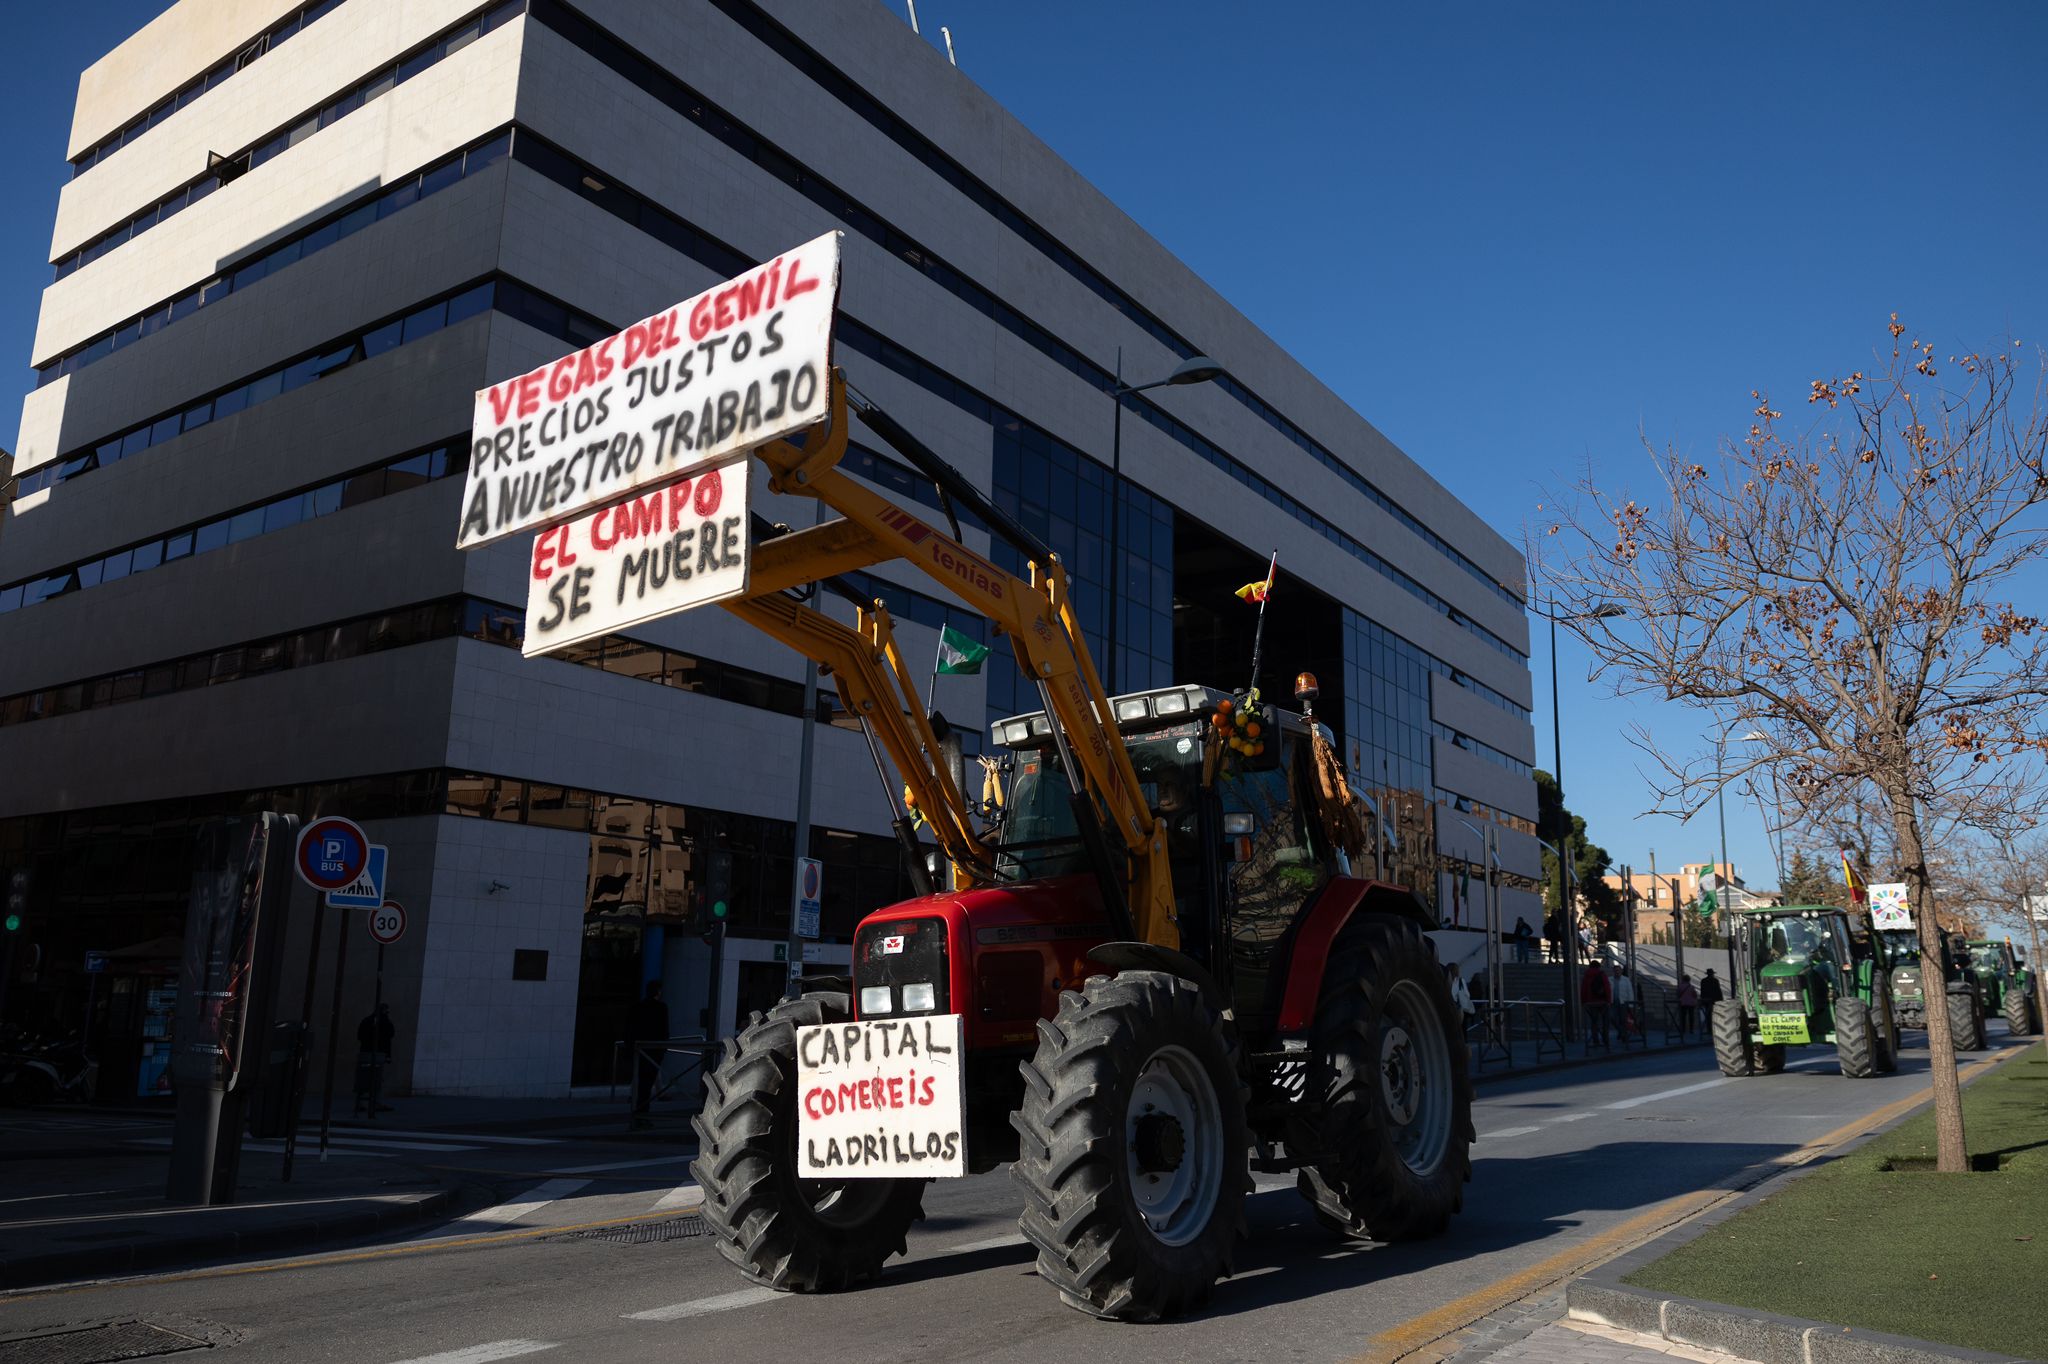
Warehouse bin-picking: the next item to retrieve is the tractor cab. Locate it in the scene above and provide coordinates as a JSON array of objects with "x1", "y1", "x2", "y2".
[
  {"x1": 989, "y1": 684, "x2": 1350, "y2": 1031},
  {"x1": 1742, "y1": 907, "x2": 1856, "y2": 1031},
  {"x1": 1713, "y1": 904, "x2": 1898, "y2": 1077}
]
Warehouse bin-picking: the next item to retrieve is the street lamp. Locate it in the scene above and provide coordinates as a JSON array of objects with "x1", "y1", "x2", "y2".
[
  {"x1": 1104, "y1": 352, "x2": 1226, "y2": 693},
  {"x1": 1535, "y1": 595, "x2": 1622, "y2": 1039}
]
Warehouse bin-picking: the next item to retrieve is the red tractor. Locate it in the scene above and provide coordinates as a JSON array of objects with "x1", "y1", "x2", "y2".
[{"x1": 688, "y1": 381, "x2": 1472, "y2": 1321}]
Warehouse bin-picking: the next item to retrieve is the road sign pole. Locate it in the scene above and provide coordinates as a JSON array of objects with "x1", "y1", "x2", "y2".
[
  {"x1": 317, "y1": 907, "x2": 351, "y2": 1161},
  {"x1": 784, "y1": 508, "x2": 825, "y2": 1001}
]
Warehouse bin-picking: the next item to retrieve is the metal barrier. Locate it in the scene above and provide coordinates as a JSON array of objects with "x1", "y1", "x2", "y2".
[
  {"x1": 611, "y1": 1036, "x2": 719, "y2": 1129},
  {"x1": 1468, "y1": 998, "x2": 1567, "y2": 1071}
]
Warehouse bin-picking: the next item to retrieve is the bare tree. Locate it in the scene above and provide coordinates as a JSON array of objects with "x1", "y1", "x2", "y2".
[{"x1": 1535, "y1": 318, "x2": 2048, "y2": 1172}]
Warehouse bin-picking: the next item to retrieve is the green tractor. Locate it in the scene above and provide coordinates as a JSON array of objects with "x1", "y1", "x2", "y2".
[
  {"x1": 1879, "y1": 927, "x2": 1986, "y2": 1050},
  {"x1": 1965, "y1": 939, "x2": 2041, "y2": 1036},
  {"x1": 1711, "y1": 904, "x2": 1899, "y2": 1078}
]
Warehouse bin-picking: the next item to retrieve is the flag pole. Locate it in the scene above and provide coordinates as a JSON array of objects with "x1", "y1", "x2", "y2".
[
  {"x1": 925, "y1": 633, "x2": 942, "y2": 714},
  {"x1": 1245, "y1": 550, "x2": 1278, "y2": 701}
]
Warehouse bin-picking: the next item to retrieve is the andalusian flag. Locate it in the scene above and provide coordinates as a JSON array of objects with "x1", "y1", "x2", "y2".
[
  {"x1": 935, "y1": 625, "x2": 990, "y2": 675},
  {"x1": 1235, "y1": 552, "x2": 1278, "y2": 604},
  {"x1": 1840, "y1": 850, "x2": 1866, "y2": 905}
]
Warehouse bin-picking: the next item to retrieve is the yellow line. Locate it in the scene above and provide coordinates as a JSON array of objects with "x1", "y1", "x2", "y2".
[
  {"x1": 1, "y1": 1207, "x2": 705, "y2": 1304},
  {"x1": 1348, "y1": 1048, "x2": 2025, "y2": 1364}
]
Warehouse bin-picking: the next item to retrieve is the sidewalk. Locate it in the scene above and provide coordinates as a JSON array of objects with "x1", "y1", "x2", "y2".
[{"x1": 0, "y1": 1132, "x2": 463, "y2": 1289}]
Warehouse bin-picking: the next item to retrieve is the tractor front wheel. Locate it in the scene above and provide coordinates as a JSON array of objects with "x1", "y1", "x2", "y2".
[
  {"x1": 691, "y1": 991, "x2": 925, "y2": 1292},
  {"x1": 1011, "y1": 970, "x2": 1249, "y2": 1322},
  {"x1": 1834, "y1": 997, "x2": 1878, "y2": 1078},
  {"x1": 1946, "y1": 986, "x2": 1986, "y2": 1051},
  {"x1": 2002, "y1": 983, "x2": 2036, "y2": 1037},
  {"x1": 1297, "y1": 914, "x2": 1473, "y2": 1243},
  {"x1": 1710, "y1": 1001, "x2": 1754, "y2": 1076}
]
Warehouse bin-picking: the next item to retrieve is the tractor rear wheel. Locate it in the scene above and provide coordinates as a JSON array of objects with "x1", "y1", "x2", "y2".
[
  {"x1": 1834, "y1": 997, "x2": 1877, "y2": 1078},
  {"x1": 2002, "y1": 984, "x2": 2035, "y2": 1037},
  {"x1": 1710, "y1": 1001, "x2": 1753, "y2": 1076},
  {"x1": 1872, "y1": 980, "x2": 1899, "y2": 1073},
  {"x1": 1946, "y1": 986, "x2": 1986, "y2": 1051},
  {"x1": 1297, "y1": 914, "x2": 1473, "y2": 1243},
  {"x1": 1011, "y1": 970, "x2": 1249, "y2": 1322},
  {"x1": 691, "y1": 991, "x2": 925, "y2": 1292}
]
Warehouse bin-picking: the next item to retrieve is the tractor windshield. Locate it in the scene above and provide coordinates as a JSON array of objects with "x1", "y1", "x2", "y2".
[
  {"x1": 1970, "y1": 943, "x2": 2005, "y2": 972},
  {"x1": 1881, "y1": 929, "x2": 1919, "y2": 962},
  {"x1": 996, "y1": 731, "x2": 1204, "y2": 883}
]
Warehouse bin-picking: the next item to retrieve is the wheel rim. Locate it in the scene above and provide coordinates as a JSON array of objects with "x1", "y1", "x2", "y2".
[
  {"x1": 1125, "y1": 1044, "x2": 1224, "y2": 1246},
  {"x1": 1380, "y1": 979, "x2": 1452, "y2": 1177},
  {"x1": 785, "y1": 1114, "x2": 895, "y2": 1228}
]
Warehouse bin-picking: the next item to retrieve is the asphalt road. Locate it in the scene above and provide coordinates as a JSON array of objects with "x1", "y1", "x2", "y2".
[{"x1": 4, "y1": 1027, "x2": 2029, "y2": 1364}]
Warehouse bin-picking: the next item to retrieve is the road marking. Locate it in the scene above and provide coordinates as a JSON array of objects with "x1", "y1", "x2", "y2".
[
  {"x1": 1547, "y1": 1112, "x2": 1594, "y2": 1123},
  {"x1": 319, "y1": 1127, "x2": 558, "y2": 1146},
  {"x1": 651, "y1": 1184, "x2": 703, "y2": 1212},
  {"x1": 457, "y1": 1179, "x2": 590, "y2": 1226},
  {"x1": 1480, "y1": 1125, "x2": 1540, "y2": 1140},
  {"x1": 553, "y1": 1154, "x2": 697, "y2": 1175},
  {"x1": 936, "y1": 1232, "x2": 1027, "y2": 1254},
  {"x1": 1602, "y1": 1077, "x2": 1730, "y2": 1110},
  {"x1": 626, "y1": 1286, "x2": 783, "y2": 1321},
  {"x1": 385, "y1": 1341, "x2": 557, "y2": 1364}
]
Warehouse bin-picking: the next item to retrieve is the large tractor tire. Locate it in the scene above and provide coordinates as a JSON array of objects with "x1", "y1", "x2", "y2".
[
  {"x1": 1872, "y1": 981, "x2": 1900, "y2": 1073},
  {"x1": 1834, "y1": 998, "x2": 1878, "y2": 1078},
  {"x1": 2002, "y1": 984, "x2": 2036, "y2": 1037},
  {"x1": 1710, "y1": 1001, "x2": 1754, "y2": 1076},
  {"x1": 1946, "y1": 986, "x2": 1986, "y2": 1052},
  {"x1": 1297, "y1": 914, "x2": 1473, "y2": 1243},
  {"x1": 691, "y1": 991, "x2": 925, "y2": 1292},
  {"x1": 1011, "y1": 970, "x2": 1249, "y2": 1322}
]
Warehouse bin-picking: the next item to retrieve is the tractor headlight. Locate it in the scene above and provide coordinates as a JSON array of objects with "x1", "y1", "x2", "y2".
[
  {"x1": 901, "y1": 982, "x2": 937, "y2": 1013},
  {"x1": 860, "y1": 986, "x2": 894, "y2": 1015}
]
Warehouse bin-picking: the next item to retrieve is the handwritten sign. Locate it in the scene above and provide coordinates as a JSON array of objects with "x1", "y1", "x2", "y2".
[
  {"x1": 1869, "y1": 882, "x2": 1911, "y2": 931},
  {"x1": 522, "y1": 461, "x2": 750, "y2": 657},
  {"x1": 1756, "y1": 1012, "x2": 1810, "y2": 1045},
  {"x1": 456, "y1": 231, "x2": 839, "y2": 549},
  {"x1": 797, "y1": 1015, "x2": 966, "y2": 1178}
]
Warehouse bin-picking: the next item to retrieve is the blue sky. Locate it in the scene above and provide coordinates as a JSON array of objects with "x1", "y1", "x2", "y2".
[{"x1": 8, "y1": 2, "x2": 2048, "y2": 895}]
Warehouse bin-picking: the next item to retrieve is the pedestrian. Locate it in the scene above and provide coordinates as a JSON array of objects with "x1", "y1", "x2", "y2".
[
  {"x1": 1699, "y1": 968, "x2": 1724, "y2": 1012},
  {"x1": 1578, "y1": 920, "x2": 1594, "y2": 958},
  {"x1": 1580, "y1": 960, "x2": 1611, "y2": 1050},
  {"x1": 627, "y1": 980, "x2": 670, "y2": 1127},
  {"x1": 1544, "y1": 912, "x2": 1563, "y2": 963},
  {"x1": 353, "y1": 1002, "x2": 395, "y2": 1116},
  {"x1": 1512, "y1": 917, "x2": 1535, "y2": 964},
  {"x1": 1676, "y1": 974, "x2": 1700, "y2": 1038},
  {"x1": 1612, "y1": 966, "x2": 1637, "y2": 1041},
  {"x1": 1446, "y1": 962, "x2": 1476, "y2": 1038}
]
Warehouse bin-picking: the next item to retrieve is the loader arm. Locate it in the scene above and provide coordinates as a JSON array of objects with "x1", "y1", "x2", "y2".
[{"x1": 734, "y1": 371, "x2": 1175, "y2": 949}]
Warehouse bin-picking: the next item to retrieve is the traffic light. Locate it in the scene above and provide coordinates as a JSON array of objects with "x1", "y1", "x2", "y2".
[
  {"x1": 702, "y1": 850, "x2": 733, "y2": 934},
  {"x1": 4, "y1": 868, "x2": 26, "y2": 933}
]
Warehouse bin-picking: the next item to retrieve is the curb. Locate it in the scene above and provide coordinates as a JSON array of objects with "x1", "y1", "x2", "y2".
[
  {"x1": 0, "y1": 1185, "x2": 463, "y2": 1291},
  {"x1": 1565, "y1": 1042, "x2": 2039, "y2": 1364}
]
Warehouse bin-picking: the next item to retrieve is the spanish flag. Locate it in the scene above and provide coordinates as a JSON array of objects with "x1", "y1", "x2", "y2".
[
  {"x1": 1840, "y1": 849, "x2": 1866, "y2": 904},
  {"x1": 1235, "y1": 551, "x2": 1278, "y2": 604}
]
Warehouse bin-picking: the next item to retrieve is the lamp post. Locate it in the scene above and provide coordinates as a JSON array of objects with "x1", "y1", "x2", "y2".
[
  {"x1": 1538, "y1": 595, "x2": 1622, "y2": 1038},
  {"x1": 1104, "y1": 352, "x2": 1224, "y2": 694}
]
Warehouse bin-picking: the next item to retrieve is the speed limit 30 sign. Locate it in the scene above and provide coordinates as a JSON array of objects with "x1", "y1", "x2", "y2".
[{"x1": 368, "y1": 901, "x2": 407, "y2": 946}]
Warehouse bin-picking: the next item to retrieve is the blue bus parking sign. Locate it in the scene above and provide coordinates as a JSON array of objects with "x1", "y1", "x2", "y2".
[{"x1": 297, "y1": 816, "x2": 370, "y2": 891}]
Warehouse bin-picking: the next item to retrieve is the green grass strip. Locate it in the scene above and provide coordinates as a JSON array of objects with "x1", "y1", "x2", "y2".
[{"x1": 1625, "y1": 1042, "x2": 2048, "y2": 1358}]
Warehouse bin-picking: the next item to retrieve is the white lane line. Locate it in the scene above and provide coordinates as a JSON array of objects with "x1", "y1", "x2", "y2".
[
  {"x1": 1603, "y1": 1077, "x2": 1730, "y2": 1111},
  {"x1": 1481, "y1": 1125, "x2": 1541, "y2": 1140},
  {"x1": 626, "y1": 1286, "x2": 784, "y2": 1321},
  {"x1": 1548, "y1": 1112, "x2": 1595, "y2": 1123},
  {"x1": 554, "y1": 1154, "x2": 697, "y2": 1175},
  {"x1": 458, "y1": 1178, "x2": 591, "y2": 1226},
  {"x1": 651, "y1": 1184, "x2": 703, "y2": 1212},
  {"x1": 939, "y1": 1232, "x2": 1027, "y2": 1254},
  {"x1": 386, "y1": 1341, "x2": 557, "y2": 1364},
  {"x1": 318, "y1": 1127, "x2": 558, "y2": 1146}
]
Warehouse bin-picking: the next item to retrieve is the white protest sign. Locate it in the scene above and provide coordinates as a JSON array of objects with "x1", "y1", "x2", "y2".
[
  {"x1": 1869, "y1": 882, "x2": 1912, "y2": 930},
  {"x1": 457, "y1": 231, "x2": 840, "y2": 549},
  {"x1": 523, "y1": 460, "x2": 751, "y2": 658},
  {"x1": 797, "y1": 1015, "x2": 966, "y2": 1178}
]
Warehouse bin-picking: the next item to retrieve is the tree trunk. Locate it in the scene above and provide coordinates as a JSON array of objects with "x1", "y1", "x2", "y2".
[
  {"x1": 1897, "y1": 809, "x2": 1969, "y2": 1173},
  {"x1": 2027, "y1": 908, "x2": 2048, "y2": 1039}
]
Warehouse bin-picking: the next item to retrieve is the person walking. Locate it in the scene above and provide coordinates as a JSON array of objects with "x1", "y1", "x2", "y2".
[
  {"x1": 1512, "y1": 917, "x2": 1536, "y2": 964},
  {"x1": 1676, "y1": 974, "x2": 1700, "y2": 1038},
  {"x1": 1699, "y1": 967, "x2": 1725, "y2": 1017},
  {"x1": 353, "y1": 1002, "x2": 395, "y2": 1116},
  {"x1": 1612, "y1": 966, "x2": 1637, "y2": 1042},
  {"x1": 627, "y1": 980, "x2": 670, "y2": 1128},
  {"x1": 1580, "y1": 960, "x2": 1612, "y2": 1050},
  {"x1": 1544, "y1": 912, "x2": 1563, "y2": 964}
]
